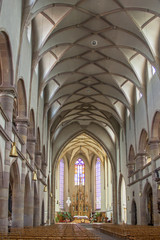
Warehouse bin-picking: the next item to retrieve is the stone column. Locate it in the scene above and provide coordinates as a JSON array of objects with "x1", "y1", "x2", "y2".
[
  {"x1": 24, "y1": 180, "x2": 34, "y2": 227},
  {"x1": 33, "y1": 180, "x2": 41, "y2": 226},
  {"x1": 24, "y1": 138, "x2": 36, "y2": 227},
  {"x1": 15, "y1": 118, "x2": 29, "y2": 157},
  {"x1": 35, "y1": 152, "x2": 42, "y2": 170},
  {"x1": 12, "y1": 167, "x2": 25, "y2": 228},
  {"x1": 51, "y1": 172, "x2": 56, "y2": 224},
  {"x1": 135, "y1": 153, "x2": 147, "y2": 170},
  {"x1": 0, "y1": 89, "x2": 15, "y2": 233},
  {"x1": 11, "y1": 118, "x2": 28, "y2": 228},
  {"x1": 149, "y1": 139, "x2": 160, "y2": 226},
  {"x1": 135, "y1": 153, "x2": 146, "y2": 224},
  {"x1": 33, "y1": 153, "x2": 42, "y2": 226},
  {"x1": 42, "y1": 162, "x2": 47, "y2": 176},
  {"x1": 27, "y1": 137, "x2": 36, "y2": 168}
]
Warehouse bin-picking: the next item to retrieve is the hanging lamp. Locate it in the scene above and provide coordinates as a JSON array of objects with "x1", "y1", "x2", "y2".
[
  {"x1": 32, "y1": 171, "x2": 37, "y2": 181},
  {"x1": 44, "y1": 185, "x2": 47, "y2": 192},
  {"x1": 9, "y1": 142, "x2": 18, "y2": 157}
]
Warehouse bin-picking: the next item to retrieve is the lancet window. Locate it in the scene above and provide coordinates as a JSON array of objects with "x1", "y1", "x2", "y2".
[
  {"x1": 96, "y1": 158, "x2": 101, "y2": 209},
  {"x1": 74, "y1": 159, "x2": 85, "y2": 185},
  {"x1": 59, "y1": 159, "x2": 64, "y2": 209}
]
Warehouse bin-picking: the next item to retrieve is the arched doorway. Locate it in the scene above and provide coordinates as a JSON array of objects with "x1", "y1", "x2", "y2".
[
  {"x1": 9, "y1": 161, "x2": 22, "y2": 228},
  {"x1": 131, "y1": 200, "x2": 137, "y2": 225},
  {"x1": 8, "y1": 184, "x2": 12, "y2": 218},
  {"x1": 33, "y1": 182, "x2": 39, "y2": 226},
  {"x1": 24, "y1": 173, "x2": 33, "y2": 227},
  {"x1": 146, "y1": 186, "x2": 153, "y2": 225},
  {"x1": 41, "y1": 200, "x2": 45, "y2": 225}
]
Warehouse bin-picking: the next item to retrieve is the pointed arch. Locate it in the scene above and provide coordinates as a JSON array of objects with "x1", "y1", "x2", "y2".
[
  {"x1": 36, "y1": 127, "x2": 41, "y2": 153},
  {"x1": 142, "y1": 182, "x2": 154, "y2": 225},
  {"x1": 28, "y1": 109, "x2": 35, "y2": 138},
  {"x1": 10, "y1": 160, "x2": 20, "y2": 189},
  {"x1": 52, "y1": 124, "x2": 117, "y2": 223},
  {"x1": 151, "y1": 111, "x2": 160, "y2": 140},
  {"x1": 138, "y1": 129, "x2": 148, "y2": 153},
  {"x1": 41, "y1": 199, "x2": 45, "y2": 225},
  {"x1": 24, "y1": 172, "x2": 32, "y2": 226},
  {"x1": 9, "y1": 160, "x2": 21, "y2": 227},
  {"x1": 128, "y1": 145, "x2": 135, "y2": 175},
  {"x1": 131, "y1": 199, "x2": 137, "y2": 225},
  {"x1": 17, "y1": 79, "x2": 27, "y2": 118},
  {"x1": 0, "y1": 31, "x2": 13, "y2": 86},
  {"x1": 42, "y1": 145, "x2": 46, "y2": 163},
  {"x1": 95, "y1": 157, "x2": 101, "y2": 210},
  {"x1": 33, "y1": 182, "x2": 40, "y2": 226},
  {"x1": 118, "y1": 174, "x2": 127, "y2": 223}
]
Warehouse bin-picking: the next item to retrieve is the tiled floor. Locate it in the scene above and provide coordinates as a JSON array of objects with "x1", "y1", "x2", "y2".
[{"x1": 82, "y1": 224, "x2": 125, "y2": 240}]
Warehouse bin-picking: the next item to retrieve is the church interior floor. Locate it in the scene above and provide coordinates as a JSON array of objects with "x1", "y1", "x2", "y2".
[
  {"x1": 81, "y1": 223, "x2": 125, "y2": 240},
  {"x1": 0, "y1": 223, "x2": 127, "y2": 240}
]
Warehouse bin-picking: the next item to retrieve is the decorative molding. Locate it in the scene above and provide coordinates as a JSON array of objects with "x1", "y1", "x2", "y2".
[
  {"x1": 0, "y1": 125, "x2": 10, "y2": 141},
  {"x1": 0, "y1": 105, "x2": 9, "y2": 122},
  {"x1": 0, "y1": 86, "x2": 17, "y2": 97}
]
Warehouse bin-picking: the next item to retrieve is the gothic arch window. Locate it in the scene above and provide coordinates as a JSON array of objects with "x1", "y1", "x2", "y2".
[
  {"x1": 96, "y1": 158, "x2": 101, "y2": 209},
  {"x1": 74, "y1": 159, "x2": 85, "y2": 186},
  {"x1": 59, "y1": 159, "x2": 64, "y2": 209}
]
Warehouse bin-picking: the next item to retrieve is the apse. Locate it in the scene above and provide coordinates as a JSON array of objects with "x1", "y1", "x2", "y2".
[{"x1": 54, "y1": 133, "x2": 113, "y2": 222}]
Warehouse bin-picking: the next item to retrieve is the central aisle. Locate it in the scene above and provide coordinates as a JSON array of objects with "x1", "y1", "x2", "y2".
[{"x1": 81, "y1": 223, "x2": 125, "y2": 240}]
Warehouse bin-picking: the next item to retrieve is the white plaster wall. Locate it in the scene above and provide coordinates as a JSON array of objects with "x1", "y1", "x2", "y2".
[
  {"x1": 134, "y1": 97, "x2": 148, "y2": 149},
  {"x1": 0, "y1": 0, "x2": 22, "y2": 81},
  {"x1": 18, "y1": 28, "x2": 32, "y2": 110},
  {"x1": 147, "y1": 75, "x2": 160, "y2": 134},
  {"x1": 126, "y1": 114, "x2": 136, "y2": 156}
]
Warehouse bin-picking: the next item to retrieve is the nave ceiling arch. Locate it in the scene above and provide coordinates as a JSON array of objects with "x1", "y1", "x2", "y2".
[
  {"x1": 21, "y1": 0, "x2": 160, "y2": 144},
  {"x1": 51, "y1": 124, "x2": 116, "y2": 179}
]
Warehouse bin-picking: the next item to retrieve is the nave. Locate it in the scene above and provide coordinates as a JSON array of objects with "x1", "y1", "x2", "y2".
[
  {"x1": 1, "y1": 0, "x2": 160, "y2": 234},
  {"x1": 1, "y1": 223, "x2": 160, "y2": 240}
]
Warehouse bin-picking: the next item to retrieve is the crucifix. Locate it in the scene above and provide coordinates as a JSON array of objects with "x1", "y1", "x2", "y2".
[{"x1": 66, "y1": 197, "x2": 71, "y2": 207}]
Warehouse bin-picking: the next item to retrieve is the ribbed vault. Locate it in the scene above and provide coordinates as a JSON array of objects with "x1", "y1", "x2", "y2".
[
  {"x1": 58, "y1": 133, "x2": 107, "y2": 165},
  {"x1": 24, "y1": 0, "x2": 160, "y2": 146}
]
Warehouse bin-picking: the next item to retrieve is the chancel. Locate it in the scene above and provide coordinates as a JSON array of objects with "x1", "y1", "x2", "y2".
[{"x1": 0, "y1": 0, "x2": 160, "y2": 239}]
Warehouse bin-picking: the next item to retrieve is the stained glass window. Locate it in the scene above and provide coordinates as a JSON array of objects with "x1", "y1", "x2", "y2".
[
  {"x1": 74, "y1": 158, "x2": 85, "y2": 185},
  {"x1": 96, "y1": 158, "x2": 101, "y2": 209},
  {"x1": 59, "y1": 159, "x2": 64, "y2": 209}
]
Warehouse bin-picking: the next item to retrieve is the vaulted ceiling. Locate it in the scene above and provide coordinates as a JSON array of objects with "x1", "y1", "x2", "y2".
[{"x1": 25, "y1": 0, "x2": 160, "y2": 151}]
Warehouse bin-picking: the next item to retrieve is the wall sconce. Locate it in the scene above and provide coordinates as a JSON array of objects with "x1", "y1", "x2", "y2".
[
  {"x1": 158, "y1": 184, "x2": 160, "y2": 190},
  {"x1": 44, "y1": 185, "x2": 47, "y2": 192},
  {"x1": 32, "y1": 171, "x2": 37, "y2": 181},
  {"x1": 50, "y1": 193, "x2": 53, "y2": 198},
  {"x1": 9, "y1": 142, "x2": 18, "y2": 157},
  {"x1": 139, "y1": 192, "x2": 142, "y2": 197}
]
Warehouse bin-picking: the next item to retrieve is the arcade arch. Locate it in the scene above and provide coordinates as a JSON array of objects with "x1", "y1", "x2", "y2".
[{"x1": 53, "y1": 132, "x2": 115, "y2": 223}]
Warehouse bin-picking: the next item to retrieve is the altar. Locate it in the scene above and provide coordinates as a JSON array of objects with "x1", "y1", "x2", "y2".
[
  {"x1": 73, "y1": 215, "x2": 90, "y2": 223},
  {"x1": 70, "y1": 184, "x2": 91, "y2": 219}
]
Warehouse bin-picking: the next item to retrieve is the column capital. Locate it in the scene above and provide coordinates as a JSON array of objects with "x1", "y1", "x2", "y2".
[
  {"x1": 27, "y1": 137, "x2": 36, "y2": 143},
  {"x1": 35, "y1": 151, "x2": 42, "y2": 157},
  {"x1": 0, "y1": 86, "x2": 17, "y2": 98},
  {"x1": 14, "y1": 117, "x2": 29, "y2": 126},
  {"x1": 148, "y1": 138, "x2": 160, "y2": 145},
  {"x1": 135, "y1": 152, "x2": 148, "y2": 159}
]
